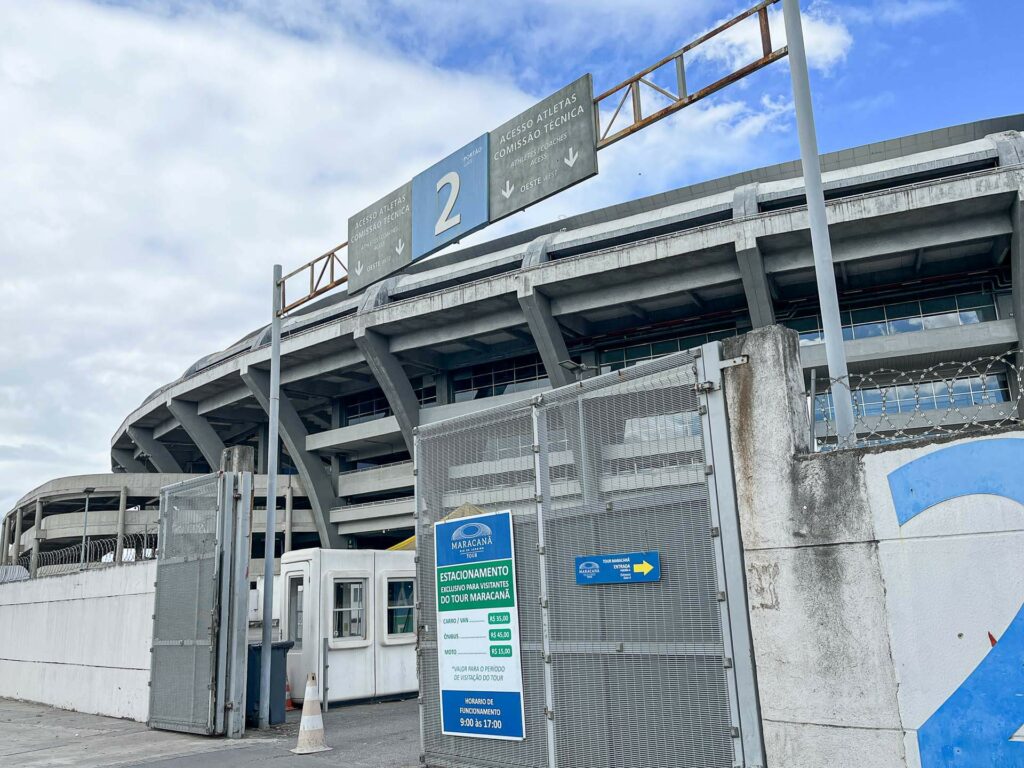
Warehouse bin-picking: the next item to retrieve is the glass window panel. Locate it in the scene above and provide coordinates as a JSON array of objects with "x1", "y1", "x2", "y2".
[
  {"x1": 852, "y1": 322, "x2": 886, "y2": 339},
  {"x1": 625, "y1": 344, "x2": 651, "y2": 361},
  {"x1": 888, "y1": 317, "x2": 924, "y2": 335},
  {"x1": 786, "y1": 317, "x2": 821, "y2": 333},
  {"x1": 886, "y1": 301, "x2": 920, "y2": 319},
  {"x1": 920, "y1": 297, "x2": 957, "y2": 314},
  {"x1": 494, "y1": 368, "x2": 514, "y2": 385},
  {"x1": 851, "y1": 307, "x2": 885, "y2": 323},
  {"x1": 600, "y1": 349, "x2": 624, "y2": 364},
  {"x1": 842, "y1": 326, "x2": 854, "y2": 341},
  {"x1": 333, "y1": 580, "x2": 366, "y2": 640},
  {"x1": 922, "y1": 313, "x2": 959, "y2": 330},
  {"x1": 651, "y1": 340, "x2": 678, "y2": 356},
  {"x1": 387, "y1": 579, "x2": 415, "y2": 636},
  {"x1": 288, "y1": 577, "x2": 303, "y2": 649},
  {"x1": 956, "y1": 293, "x2": 993, "y2": 310}
]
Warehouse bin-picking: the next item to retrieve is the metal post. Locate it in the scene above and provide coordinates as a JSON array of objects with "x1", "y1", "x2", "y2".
[
  {"x1": 259, "y1": 264, "x2": 283, "y2": 729},
  {"x1": 782, "y1": 0, "x2": 854, "y2": 442},
  {"x1": 322, "y1": 636, "x2": 330, "y2": 713},
  {"x1": 0, "y1": 517, "x2": 8, "y2": 566},
  {"x1": 115, "y1": 487, "x2": 127, "y2": 563},
  {"x1": 79, "y1": 491, "x2": 92, "y2": 568},
  {"x1": 30, "y1": 499, "x2": 43, "y2": 576},
  {"x1": 284, "y1": 486, "x2": 293, "y2": 553}
]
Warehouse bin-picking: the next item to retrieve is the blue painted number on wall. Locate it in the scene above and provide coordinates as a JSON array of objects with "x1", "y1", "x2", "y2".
[{"x1": 888, "y1": 438, "x2": 1024, "y2": 767}]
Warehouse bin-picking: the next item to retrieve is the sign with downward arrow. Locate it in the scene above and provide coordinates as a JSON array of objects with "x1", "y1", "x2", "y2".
[
  {"x1": 488, "y1": 74, "x2": 598, "y2": 222},
  {"x1": 346, "y1": 180, "x2": 413, "y2": 293}
]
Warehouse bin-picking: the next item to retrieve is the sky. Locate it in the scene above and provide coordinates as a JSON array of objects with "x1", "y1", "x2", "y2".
[{"x1": 1, "y1": 0, "x2": 1022, "y2": 513}]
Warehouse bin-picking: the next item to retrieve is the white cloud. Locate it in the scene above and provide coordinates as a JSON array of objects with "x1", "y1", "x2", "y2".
[
  {"x1": 0, "y1": 0, "x2": 831, "y2": 514},
  {"x1": 690, "y1": 4, "x2": 853, "y2": 74}
]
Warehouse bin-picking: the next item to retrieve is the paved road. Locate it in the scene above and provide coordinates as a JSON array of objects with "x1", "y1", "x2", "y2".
[{"x1": 0, "y1": 697, "x2": 420, "y2": 768}]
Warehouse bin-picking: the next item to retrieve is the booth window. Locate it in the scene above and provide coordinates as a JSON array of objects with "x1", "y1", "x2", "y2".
[
  {"x1": 287, "y1": 576, "x2": 303, "y2": 649},
  {"x1": 333, "y1": 579, "x2": 366, "y2": 639},
  {"x1": 387, "y1": 579, "x2": 415, "y2": 636}
]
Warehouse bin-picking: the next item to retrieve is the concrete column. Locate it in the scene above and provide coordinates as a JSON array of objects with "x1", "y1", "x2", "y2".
[
  {"x1": 434, "y1": 371, "x2": 452, "y2": 405},
  {"x1": 0, "y1": 517, "x2": 8, "y2": 565},
  {"x1": 127, "y1": 426, "x2": 183, "y2": 473},
  {"x1": 257, "y1": 423, "x2": 269, "y2": 475},
  {"x1": 115, "y1": 486, "x2": 127, "y2": 564},
  {"x1": 517, "y1": 235, "x2": 575, "y2": 390},
  {"x1": 11, "y1": 508, "x2": 23, "y2": 563},
  {"x1": 732, "y1": 183, "x2": 776, "y2": 328},
  {"x1": 166, "y1": 399, "x2": 227, "y2": 469},
  {"x1": 241, "y1": 366, "x2": 341, "y2": 549},
  {"x1": 284, "y1": 486, "x2": 293, "y2": 553},
  {"x1": 354, "y1": 281, "x2": 421, "y2": 452},
  {"x1": 29, "y1": 499, "x2": 43, "y2": 576}
]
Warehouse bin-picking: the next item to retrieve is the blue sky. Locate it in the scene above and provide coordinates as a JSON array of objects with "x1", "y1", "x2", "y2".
[{"x1": 1, "y1": 0, "x2": 1021, "y2": 511}]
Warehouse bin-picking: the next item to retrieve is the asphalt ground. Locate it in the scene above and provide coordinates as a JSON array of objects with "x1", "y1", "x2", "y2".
[{"x1": 0, "y1": 696, "x2": 420, "y2": 768}]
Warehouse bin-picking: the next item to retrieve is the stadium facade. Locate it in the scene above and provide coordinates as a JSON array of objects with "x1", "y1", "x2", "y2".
[{"x1": 3, "y1": 115, "x2": 1023, "y2": 567}]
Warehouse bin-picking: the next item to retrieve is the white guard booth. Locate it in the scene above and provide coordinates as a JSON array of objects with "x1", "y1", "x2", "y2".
[{"x1": 278, "y1": 548, "x2": 417, "y2": 703}]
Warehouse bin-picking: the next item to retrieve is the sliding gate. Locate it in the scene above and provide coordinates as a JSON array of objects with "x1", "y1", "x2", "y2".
[
  {"x1": 416, "y1": 342, "x2": 763, "y2": 768},
  {"x1": 149, "y1": 472, "x2": 252, "y2": 738}
]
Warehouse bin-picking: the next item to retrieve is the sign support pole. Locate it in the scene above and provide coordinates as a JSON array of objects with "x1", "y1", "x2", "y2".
[
  {"x1": 782, "y1": 0, "x2": 855, "y2": 441},
  {"x1": 259, "y1": 264, "x2": 282, "y2": 729}
]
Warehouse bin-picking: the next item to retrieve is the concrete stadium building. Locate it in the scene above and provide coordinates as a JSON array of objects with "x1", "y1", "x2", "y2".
[{"x1": 3, "y1": 114, "x2": 1023, "y2": 567}]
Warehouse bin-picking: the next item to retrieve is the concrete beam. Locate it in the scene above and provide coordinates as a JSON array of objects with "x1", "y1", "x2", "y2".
[
  {"x1": 166, "y1": 399, "x2": 226, "y2": 469},
  {"x1": 241, "y1": 365, "x2": 341, "y2": 549},
  {"x1": 126, "y1": 427, "x2": 182, "y2": 473},
  {"x1": 353, "y1": 281, "x2": 421, "y2": 453},
  {"x1": 111, "y1": 448, "x2": 148, "y2": 474},
  {"x1": 518, "y1": 235, "x2": 575, "y2": 390},
  {"x1": 989, "y1": 131, "x2": 1024, "y2": 167}
]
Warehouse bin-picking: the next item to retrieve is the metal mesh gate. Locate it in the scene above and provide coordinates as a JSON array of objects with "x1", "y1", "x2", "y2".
[
  {"x1": 416, "y1": 344, "x2": 762, "y2": 768},
  {"x1": 149, "y1": 474, "x2": 225, "y2": 736}
]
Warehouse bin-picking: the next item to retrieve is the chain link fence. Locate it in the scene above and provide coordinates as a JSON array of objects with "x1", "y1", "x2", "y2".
[
  {"x1": 0, "y1": 532, "x2": 158, "y2": 584},
  {"x1": 811, "y1": 350, "x2": 1022, "y2": 451}
]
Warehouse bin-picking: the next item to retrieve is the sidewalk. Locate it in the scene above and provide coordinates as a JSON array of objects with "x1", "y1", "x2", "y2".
[{"x1": 0, "y1": 696, "x2": 420, "y2": 768}]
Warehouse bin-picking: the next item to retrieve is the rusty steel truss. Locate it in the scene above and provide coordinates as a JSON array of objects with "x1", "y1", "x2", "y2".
[{"x1": 278, "y1": 0, "x2": 787, "y2": 316}]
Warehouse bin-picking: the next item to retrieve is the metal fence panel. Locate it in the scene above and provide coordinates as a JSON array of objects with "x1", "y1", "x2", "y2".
[
  {"x1": 417, "y1": 348, "x2": 757, "y2": 768},
  {"x1": 149, "y1": 474, "x2": 224, "y2": 736}
]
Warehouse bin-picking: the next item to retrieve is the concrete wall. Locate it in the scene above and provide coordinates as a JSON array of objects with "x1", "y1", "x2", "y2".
[
  {"x1": 723, "y1": 326, "x2": 1024, "y2": 768},
  {"x1": 0, "y1": 562, "x2": 155, "y2": 722}
]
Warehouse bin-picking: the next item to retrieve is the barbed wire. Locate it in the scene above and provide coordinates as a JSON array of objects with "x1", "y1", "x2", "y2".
[
  {"x1": 0, "y1": 532, "x2": 159, "y2": 584},
  {"x1": 812, "y1": 350, "x2": 1021, "y2": 451}
]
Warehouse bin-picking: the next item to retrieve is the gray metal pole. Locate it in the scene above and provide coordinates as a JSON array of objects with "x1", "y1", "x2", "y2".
[
  {"x1": 259, "y1": 264, "x2": 283, "y2": 729},
  {"x1": 79, "y1": 493, "x2": 91, "y2": 568},
  {"x1": 782, "y1": 0, "x2": 854, "y2": 442}
]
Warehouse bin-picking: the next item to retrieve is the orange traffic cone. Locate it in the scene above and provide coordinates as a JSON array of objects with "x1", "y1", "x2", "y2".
[{"x1": 285, "y1": 676, "x2": 296, "y2": 711}]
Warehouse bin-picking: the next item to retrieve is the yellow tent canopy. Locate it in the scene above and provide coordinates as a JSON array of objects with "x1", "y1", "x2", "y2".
[{"x1": 386, "y1": 503, "x2": 486, "y2": 551}]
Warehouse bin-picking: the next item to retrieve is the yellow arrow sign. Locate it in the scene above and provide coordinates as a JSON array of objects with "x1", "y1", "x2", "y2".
[{"x1": 633, "y1": 560, "x2": 654, "y2": 576}]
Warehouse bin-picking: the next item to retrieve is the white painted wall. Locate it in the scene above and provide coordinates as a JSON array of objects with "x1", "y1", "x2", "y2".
[
  {"x1": 0, "y1": 562, "x2": 155, "y2": 722},
  {"x1": 723, "y1": 327, "x2": 1024, "y2": 768}
]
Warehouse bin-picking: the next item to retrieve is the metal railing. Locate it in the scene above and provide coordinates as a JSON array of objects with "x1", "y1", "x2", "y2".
[
  {"x1": 811, "y1": 350, "x2": 1022, "y2": 451},
  {"x1": 0, "y1": 533, "x2": 158, "y2": 583}
]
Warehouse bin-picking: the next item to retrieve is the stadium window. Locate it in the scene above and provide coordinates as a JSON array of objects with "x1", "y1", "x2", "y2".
[
  {"x1": 784, "y1": 292, "x2": 998, "y2": 346},
  {"x1": 598, "y1": 329, "x2": 738, "y2": 373},
  {"x1": 451, "y1": 353, "x2": 549, "y2": 402}
]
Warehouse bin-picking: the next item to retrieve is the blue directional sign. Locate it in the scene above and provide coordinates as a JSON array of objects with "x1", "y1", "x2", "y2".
[
  {"x1": 411, "y1": 134, "x2": 489, "y2": 261},
  {"x1": 575, "y1": 551, "x2": 661, "y2": 585}
]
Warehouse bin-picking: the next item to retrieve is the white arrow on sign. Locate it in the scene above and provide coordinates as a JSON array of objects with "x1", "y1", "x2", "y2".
[
  {"x1": 395, "y1": 238, "x2": 405, "y2": 256},
  {"x1": 501, "y1": 179, "x2": 514, "y2": 199},
  {"x1": 355, "y1": 261, "x2": 363, "y2": 276},
  {"x1": 564, "y1": 146, "x2": 578, "y2": 168}
]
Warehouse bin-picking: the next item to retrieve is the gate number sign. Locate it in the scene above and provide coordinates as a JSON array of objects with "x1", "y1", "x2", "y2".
[
  {"x1": 347, "y1": 75, "x2": 597, "y2": 293},
  {"x1": 435, "y1": 509, "x2": 526, "y2": 741}
]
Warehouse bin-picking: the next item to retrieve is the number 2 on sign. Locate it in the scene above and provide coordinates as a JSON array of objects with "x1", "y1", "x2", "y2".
[{"x1": 434, "y1": 171, "x2": 461, "y2": 235}]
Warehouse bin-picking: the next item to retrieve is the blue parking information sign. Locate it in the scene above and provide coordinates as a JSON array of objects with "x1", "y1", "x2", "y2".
[
  {"x1": 412, "y1": 134, "x2": 490, "y2": 261},
  {"x1": 575, "y1": 551, "x2": 661, "y2": 585},
  {"x1": 435, "y1": 509, "x2": 525, "y2": 740}
]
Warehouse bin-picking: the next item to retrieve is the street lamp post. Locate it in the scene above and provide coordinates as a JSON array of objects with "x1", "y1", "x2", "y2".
[{"x1": 782, "y1": 0, "x2": 855, "y2": 442}]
